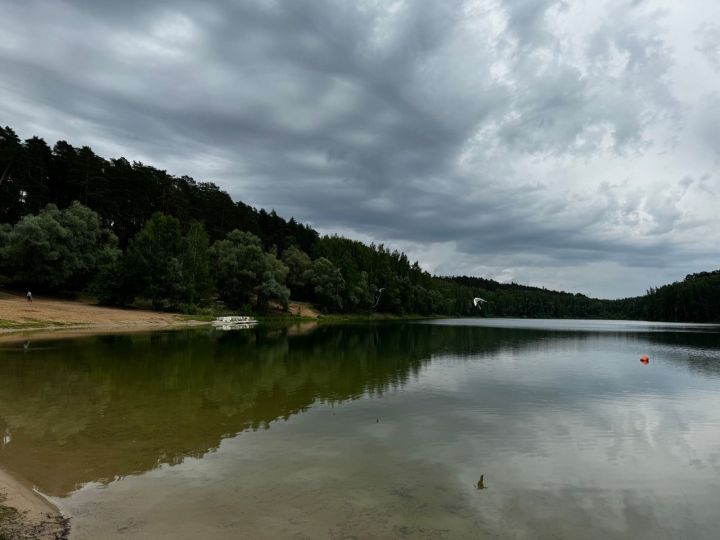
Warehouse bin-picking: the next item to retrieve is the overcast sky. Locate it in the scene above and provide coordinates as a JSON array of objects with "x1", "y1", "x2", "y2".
[{"x1": 1, "y1": 0, "x2": 719, "y2": 298}]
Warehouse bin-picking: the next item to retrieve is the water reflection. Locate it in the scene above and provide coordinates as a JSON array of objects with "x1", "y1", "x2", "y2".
[
  {"x1": 0, "y1": 321, "x2": 719, "y2": 539},
  {"x1": 0, "y1": 323, "x2": 719, "y2": 498},
  {"x1": 0, "y1": 324, "x2": 541, "y2": 496}
]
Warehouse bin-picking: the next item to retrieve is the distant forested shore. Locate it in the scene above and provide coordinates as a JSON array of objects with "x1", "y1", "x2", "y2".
[{"x1": 1, "y1": 126, "x2": 718, "y2": 321}]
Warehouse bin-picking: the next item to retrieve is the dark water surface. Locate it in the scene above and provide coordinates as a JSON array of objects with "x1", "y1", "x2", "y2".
[{"x1": 1, "y1": 319, "x2": 720, "y2": 539}]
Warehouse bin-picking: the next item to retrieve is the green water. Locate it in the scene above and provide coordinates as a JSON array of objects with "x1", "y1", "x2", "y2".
[{"x1": 1, "y1": 320, "x2": 720, "y2": 539}]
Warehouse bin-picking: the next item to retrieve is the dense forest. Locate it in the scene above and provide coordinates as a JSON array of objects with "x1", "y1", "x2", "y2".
[{"x1": 1, "y1": 125, "x2": 718, "y2": 321}]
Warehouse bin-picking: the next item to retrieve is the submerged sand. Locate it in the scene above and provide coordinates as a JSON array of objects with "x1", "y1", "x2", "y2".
[{"x1": 0, "y1": 294, "x2": 208, "y2": 537}]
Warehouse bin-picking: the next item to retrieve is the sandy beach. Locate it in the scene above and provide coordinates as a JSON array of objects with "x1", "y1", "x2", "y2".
[{"x1": 0, "y1": 293, "x2": 209, "y2": 342}]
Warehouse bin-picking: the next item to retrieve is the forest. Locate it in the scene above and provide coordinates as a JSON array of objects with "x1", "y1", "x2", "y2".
[{"x1": 1, "y1": 125, "x2": 718, "y2": 321}]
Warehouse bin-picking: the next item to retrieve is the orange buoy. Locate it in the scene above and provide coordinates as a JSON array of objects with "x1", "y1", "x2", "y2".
[{"x1": 640, "y1": 355, "x2": 650, "y2": 364}]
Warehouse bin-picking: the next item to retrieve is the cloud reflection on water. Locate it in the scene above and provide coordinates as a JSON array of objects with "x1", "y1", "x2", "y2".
[{"x1": 0, "y1": 321, "x2": 719, "y2": 538}]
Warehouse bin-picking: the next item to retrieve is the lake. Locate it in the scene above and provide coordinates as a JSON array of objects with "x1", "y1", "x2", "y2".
[{"x1": 1, "y1": 319, "x2": 720, "y2": 539}]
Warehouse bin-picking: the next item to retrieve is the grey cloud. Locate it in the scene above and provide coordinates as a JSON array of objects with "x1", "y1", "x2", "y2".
[
  {"x1": 0, "y1": 0, "x2": 715, "y2": 298},
  {"x1": 693, "y1": 93, "x2": 720, "y2": 156},
  {"x1": 697, "y1": 24, "x2": 720, "y2": 71},
  {"x1": 499, "y1": 0, "x2": 567, "y2": 47}
]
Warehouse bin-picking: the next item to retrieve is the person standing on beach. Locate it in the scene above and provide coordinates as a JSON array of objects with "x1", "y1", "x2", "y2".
[{"x1": 26, "y1": 290, "x2": 32, "y2": 303}]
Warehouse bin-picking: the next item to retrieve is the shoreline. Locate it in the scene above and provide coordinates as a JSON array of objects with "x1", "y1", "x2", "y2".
[
  {"x1": 0, "y1": 293, "x2": 446, "y2": 344},
  {"x1": 0, "y1": 321, "x2": 211, "y2": 344},
  {"x1": 0, "y1": 467, "x2": 69, "y2": 539},
  {"x1": 0, "y1": 294, "x2": 211, "y2": 343}
]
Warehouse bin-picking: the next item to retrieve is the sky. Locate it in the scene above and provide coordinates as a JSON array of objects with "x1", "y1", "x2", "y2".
[{"x1": 1, "y1": 0, "x2": 719, "y2": 299}]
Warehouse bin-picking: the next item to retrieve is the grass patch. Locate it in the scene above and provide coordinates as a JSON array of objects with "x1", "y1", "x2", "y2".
[
  {"x1": 317, "y1": 312, "x2": 440, "y2": 322},
  {"x1": 0, "y1": 318, "x2": 77, "y2": 330},
  {"x1": 255, "y1": 314, "x2": 317, "y2": 322},
  {"x1": 254, "y1": 312, "x2": 442, "y2": 325},
  {"x1": 0, "y1": 319, "x2": 48, "y2": 330},
  {"x1": 177, "y1": 313, "x2": 217, "y2": 322}
]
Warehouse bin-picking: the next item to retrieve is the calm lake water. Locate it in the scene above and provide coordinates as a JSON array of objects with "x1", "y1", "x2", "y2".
[{"x1": 1, "y1": 319, "x2": 720, "y2": 539}]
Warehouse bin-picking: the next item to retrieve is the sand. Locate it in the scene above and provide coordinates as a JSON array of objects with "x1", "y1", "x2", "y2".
[
  {"x1": 0, "y1": 293, "x2": 209, "y2": 342},
  {"x1": 0, "y1": 467, "x2": 69, "y2": 539},
  {"x1": 284, "y1": 300, "x2": 321, "y2": 319}
]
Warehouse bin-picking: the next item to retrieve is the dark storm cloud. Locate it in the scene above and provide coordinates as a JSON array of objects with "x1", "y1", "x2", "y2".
[{"x1": 0, "y1": 0, "x2": 717, "y2": 297}]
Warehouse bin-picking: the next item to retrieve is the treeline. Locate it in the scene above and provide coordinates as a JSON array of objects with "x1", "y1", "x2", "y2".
[
  {"x1": 0, "y1": 201, "x2": 480, "y2": 314},
  {"x1": 1, "y1": 125, "x2": 719, "y2": 320},
  {"x1": 448, "y1": 269, "x2": 720, "y2": 323},
  {"x1": 642, "y1": 271, "x2": 720, "y2": 322},
  {"x1": 449, "y1": 276, "x2": 616, "y2": 318},
  {"x1": 0, "y1": 126, "x2": 476, "y2": 314}
]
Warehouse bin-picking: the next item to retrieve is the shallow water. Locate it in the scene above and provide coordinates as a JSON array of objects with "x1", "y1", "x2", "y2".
[{"x1": 1, "y1": 319, "x2": 720, "y2": 539}]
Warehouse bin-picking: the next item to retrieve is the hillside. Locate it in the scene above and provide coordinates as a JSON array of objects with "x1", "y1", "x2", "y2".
[{"x1": 1, "y1": 125, "x2": 718, "y2": 322}]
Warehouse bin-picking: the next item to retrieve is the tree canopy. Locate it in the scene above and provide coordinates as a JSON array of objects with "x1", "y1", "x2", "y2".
[
  {"x1": 210, "y1": 230, "x2": 289, "y2": 309},
  {"x1": 0, "y1": 202, "x2": 119, "y2": 290}
]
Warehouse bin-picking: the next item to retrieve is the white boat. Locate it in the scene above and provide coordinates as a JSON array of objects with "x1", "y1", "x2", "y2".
[{"x1": 212, "y1": 315, "x2": 258, "y2": 329}]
